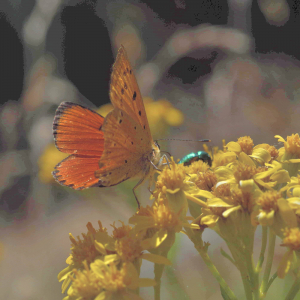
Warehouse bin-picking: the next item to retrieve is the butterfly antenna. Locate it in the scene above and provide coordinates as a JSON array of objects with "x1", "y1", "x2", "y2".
[{"x1": 156, "y1": 138, "x2": 211, "y2": 142}]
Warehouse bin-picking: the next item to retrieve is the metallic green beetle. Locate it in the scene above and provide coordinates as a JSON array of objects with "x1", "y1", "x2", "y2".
[{"x1": 179, "y1": 151, "x2": 212, "y2": 167}]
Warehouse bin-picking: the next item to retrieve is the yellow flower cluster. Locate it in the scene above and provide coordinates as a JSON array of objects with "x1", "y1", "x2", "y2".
[
  {"x1": 58, "y1": 134, "x2": 300, "y2": 299},
  {"x1": 58, "y1": 219, "x2": 171, "y2": 300}
]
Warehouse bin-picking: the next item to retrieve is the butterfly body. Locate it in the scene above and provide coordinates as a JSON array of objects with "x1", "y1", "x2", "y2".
[{"x1": 52, "y1": 46, "x2": 161, "y2": 205}]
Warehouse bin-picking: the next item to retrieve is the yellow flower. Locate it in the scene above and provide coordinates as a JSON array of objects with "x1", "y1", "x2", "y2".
[
  {"x1": 251, "y1": 143, "x2": 278, "y2": 163},
  {"x1": 211, "y1": 150, "x2": 236, "y2": 168},
  {"x1": 215, "y1": 160, "x2": 287, "y2": 191},
  {"x1": 226, "y1": 136, "x2": 254, "y2": 155},
  {"x1": 285, "y1": 187, "x2": 300, "y2": 225},
  {"x1": 58, "y1": 221, "x2": 108, "y2": 293},
  {"x1": 255, "y1": 190, "x2": 282, "y2": 226},
  {"x1": 65, "y1": 260, "x2": 155, "y2": 300},
  {"x1": 194, "y1": 170, "x2": 217, "y2": 191},
  {"x1": 276, "y1": 134, "x2": 300, "y2": 177},
  {"x1": 186, "y1": 159, "x2": 210, "y2": 175},
  {"x1": 252, "y1": 190, "x2": 297, "y2": 237},
  {"x1": 280, "y1": 175, "x2": 300, "y2": 196},
  {"x1": 93, "y1": 221, "x2": 171, "y2": 268},
  {"x1": 38, "y1": 143, "x2": 68, "y2": 183},
  {"x1": 154, "y1": 157, "x2": 190, "y2": 217},
  {"x1": 278, "y1": 227, "x2": 300, "y2": 279}
]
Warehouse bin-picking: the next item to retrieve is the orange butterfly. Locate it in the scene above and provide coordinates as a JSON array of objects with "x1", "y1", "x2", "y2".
[{"x1": 52, "y1": 46, "x2": 163, "y2": 207}]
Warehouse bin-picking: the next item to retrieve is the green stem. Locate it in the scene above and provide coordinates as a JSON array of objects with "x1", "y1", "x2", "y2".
[
  {"x1": 228, "y1": 245, "x2": 253, "y2": 300},
  {"x1": 246, "y1": 254, "x2": 260, "y2": 300},
  {"x1": 285, "y1": 273, "x2": 300, "y2": 300},
  {"x1": 153, "y1": 262, "x2": 165, "y2": 300},
  {"x1": 256, "y1": 226, "x2": 268, "y2": 272},
  {"x1": 186, "y1": 229, "x2": 237, "y2": 300},
  {"x1": 154, "y1": 274, "x2": 161, "y2": 300},
  {"x1": 264, "y1": 272, "x2": 277, "y2": 295},
  {"x1": 260, "y1": 230, "x2": 276, "y2": 297}
]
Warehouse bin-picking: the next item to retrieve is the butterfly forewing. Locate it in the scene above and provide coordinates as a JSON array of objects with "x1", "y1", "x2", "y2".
[
  {"x1": 96, "y1": 108, "x2": 153, "y2": 186},
  {"x1": 109, "y1": 46, "x2": 152, "y2": 143},
  {"x1": 53, "y1": 102, "x2": 104, "y2": 156}
]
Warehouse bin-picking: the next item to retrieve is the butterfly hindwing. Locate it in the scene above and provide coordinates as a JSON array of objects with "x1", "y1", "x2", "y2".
[
  {"x1": 109, "y1": 46, "x2": 152, "y2": 143},
  {"x1": 53, "y1": 155, "x2": 103, "y2": 190}
]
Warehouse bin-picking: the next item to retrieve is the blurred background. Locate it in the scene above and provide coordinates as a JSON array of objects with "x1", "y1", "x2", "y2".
[{"x1": 1, "y1": 0, "x2": 300, "y2": 299}]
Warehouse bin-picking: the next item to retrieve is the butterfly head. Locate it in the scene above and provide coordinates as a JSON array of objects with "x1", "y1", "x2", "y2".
[{"x1": 152, "y1": 141, "x2": 161, "y2": 166}]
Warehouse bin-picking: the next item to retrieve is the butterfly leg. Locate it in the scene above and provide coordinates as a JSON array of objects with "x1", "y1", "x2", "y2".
[
  {"x1": 159, "y1": 154, "x2": 171, "y2": 169},
  {"x1": 147, "y1": 172, "x2": 156, "y2": 196},
  {"x1": 133, "y1": 177, "x2": 147, "y2": 209},
  {"x1": 150, "y1": 160, "x2": 162, "y2": 171}
]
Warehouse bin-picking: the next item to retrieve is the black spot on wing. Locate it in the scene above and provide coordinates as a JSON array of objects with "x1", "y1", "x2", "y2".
[
  {"x1": 121, "y1": 88, "x2": 124, "y2": 95},
  {"x1": 133, "y1": 91, "x2": 136, "y2": 101},
  {"x1": 139, "y1": 111, "x2": 141, "y2": 116}
]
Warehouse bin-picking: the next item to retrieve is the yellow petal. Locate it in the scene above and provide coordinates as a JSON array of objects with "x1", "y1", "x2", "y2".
[
  {"x1": 275, "y1": 135, "x2": 285, "y2": 143},
  {"x1": 94, "y1": 241, "x2": 107, "y2": 255},
  {"x1": 94, "y1": 291, "x2": 108, "y2": 300},
  {"x1": 226, "y1": 142, "x2": 241, "y2": 153},
  {"x1": 191, "y1": 190, "x2": 214, "y2": 198},
  {"x1": 270, "y1": 170, "x2": 290, "y2": 183},
  {"x1": 278, "y1": 199, "x2": 297, "y2": 228},
  {"x1": 239, "y1": 152, "x2": 255, "y2": 166},
  {"x1": 258, "y1": 211, "x2": 274, "y2": 226},
  {"x1": 57, "y1": 265, "x2": 72, "y2": 282},
  {"x1": 223, "y1": 205, "x2": 241, "y2": 218},
  {"x1": 65, "y1": 255, "x2": 73, "y2": 265},
  {"x1": 141, "y1": 229, "x2": 168, "y2": 249},
  {"x1": 288, "y1": 159, "x2": 300, "y2": 163},
  {"x1": 185, "y1": 193, "x2": 208, "y2": 208},
  {"x1": 201, "y1": 215, "x2": 219, "y2": 227},
  {"x1": 292, "y1": 187, "x2": 300, "y2": 197},
  {"x1": 254, "y1": 178, "x2": 277, "y2": 189},
  {"x1": 103, "y1": 254, "x2": 119, "y2": 264},
  {"x1": 95, "y1": 232, "x2": 115, "y2": 251},
  {"x1": 61, "y1": 276, "x2": 72, "y2": 293},
  {"x1": 250, "y1": 148, "x2": 271, "y2": 163},
  {"x1": 214, "y1": 167, "x2": 234, "y2": 181}
]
